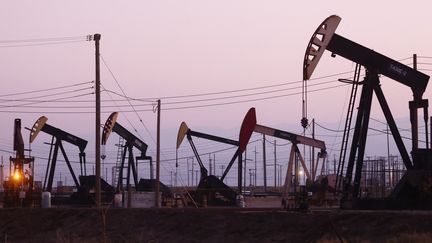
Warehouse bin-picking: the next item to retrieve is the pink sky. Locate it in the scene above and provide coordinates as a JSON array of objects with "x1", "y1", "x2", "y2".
[{"x1": 1, "y1": 1, "x2": 431, "y2": 184}]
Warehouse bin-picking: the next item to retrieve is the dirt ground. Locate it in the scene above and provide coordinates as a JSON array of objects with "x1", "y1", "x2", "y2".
[{"x1": 0, "y1": 208, "x2": 432, "y2": 242}]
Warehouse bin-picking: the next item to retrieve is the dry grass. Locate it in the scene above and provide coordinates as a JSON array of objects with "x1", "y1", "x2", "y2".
[
  {"x1": 386, "y1": 232, "x2": 432, "y2": 243},
  {"x1": 1, "y1": 208, "x2": 432, "y2": 242},
  {"x1": 317, "y1": 232, "x2": 432, "y2": 243}
]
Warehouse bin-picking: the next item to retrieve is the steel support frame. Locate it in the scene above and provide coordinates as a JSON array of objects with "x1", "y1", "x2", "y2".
[
  {"x1": 186, "y1": 134, "x2": 208, "y2": 179},
  {"x1": 117, "y1": 142, "x2": 139, "y2": 192},
  {"x1": 343, "y1": 71, "x2": 375, "y2": 200},
  {"x1": 343, "y1": 71, "x2": 415, "y2": 200},
  {"x1": 45, "y1": 139, "x2": 80, "y2": 192},
  {"x1": 186, "y1": 131, "x2": 244, "y2": 194}
]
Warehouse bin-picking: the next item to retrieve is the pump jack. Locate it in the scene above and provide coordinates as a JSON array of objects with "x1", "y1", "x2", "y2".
[
  {"x1": 244, "y1": 108, "x2": 327, "y2": 208},
  {"x1": 177, "y1": 122, "x2": 239, "y2": 205},
  {"x1": 30, "y1": 116, "x2": 87, "y2": 193},
  {"x1": 176, "y1": 109, "x2": 255, "y2": 206},
  {"x1": 303, "y1": 15, "x2": 431, "y2": 209},
  {"x1": 102, "y1": 112, "x2": 153, "y2": 192},
  {"x1": 4, "y1": 119, "x2": 35, "y2": 207}
]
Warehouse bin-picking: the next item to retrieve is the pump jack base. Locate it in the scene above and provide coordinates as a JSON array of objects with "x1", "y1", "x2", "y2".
[{"x1": 341, "y1": 170, "x2": 432, "y2": 210}]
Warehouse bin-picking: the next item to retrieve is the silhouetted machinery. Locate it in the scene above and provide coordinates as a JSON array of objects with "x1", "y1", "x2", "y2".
[
  {"x1": 102, "y1": 112, "x2": 169, "y2": 198},
  {"x1": 244, "y1": 108, "x2": 327, "y2": 208},
  {"x1": 3, "y1": 119, "x2": 35, "y2": 207},
  {"x1": 30, "y1": 116, "x2": 113, "y2": 204},
  {"x1": 176, "y1": 109, "x2": 255, "y2": 206},
  {"x1": 30, "y1": 116, "x2": 86, "y2": 192},
  {"x1": 177, "y1": 122, "x2": 238, "y2": 206},
  {"x1": 304, "y1": 15, "x2": 431, "y2": 209}
]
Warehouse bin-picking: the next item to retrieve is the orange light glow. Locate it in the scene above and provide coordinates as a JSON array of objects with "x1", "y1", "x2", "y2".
[{"x1": 13, "y1": 172, "x2": 20, "y2": 181}]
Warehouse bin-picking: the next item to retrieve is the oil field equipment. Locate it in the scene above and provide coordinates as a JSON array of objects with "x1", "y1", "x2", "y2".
[
  {"x1": 245, "y1": 108, "x2": 327, "y2": 208},
  {"x1": 3, "y1": 119, "x2": 35, "y2": 207},
  {"x1": 30, "y1": 116, "x2": 114, "y2": 205},
  {"x1": 102, "y1": 112, "x2": 154, "y2": 192},
  {"x1": 303, "y1": 15, "x2": 431, "y2": 209},
  {"x1": 176, "y1": 108, "x2": 255, "y2": 206},
  {"x1": 30, "y1": 116, "x2": 87, "y2": 192},
  {"x1": 176, "y1": 122, "x2": 239, "y2": 206}
]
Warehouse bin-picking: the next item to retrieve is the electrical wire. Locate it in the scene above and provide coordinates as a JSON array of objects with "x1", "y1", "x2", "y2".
[
  {"x1": 102, "y1": 78, "x2": 342, "y2": 107},
  {"x1": 100, "y1": 55, "x2": 157, "y2": 146},
  {"x1": 0, "y1": 40, "x2": 87, "y2": 48},
  {"x1": 144, "y1": 71, "x2": 354, "y2": 100},
  {"x1": 161, "y1": 83, "x2": 349, "y2": 111},
  {"x1": 0, "y1": 93, "x2": 94, "y2": 112},
  {"x1": 0, "y1": 36, "x2": 88, "y2": 44},
  {"x1": 264, "y1": 138, "x2": 291, "y2": 146},
  {"x1": 100, "y1": 83, "x2": 148, "y2": 137},
  {"x1": 0, "y1": 35, "x2": 88, "y2": 48},
  {"x1": 0, "y1": 68, "x2": 354, "y2": 113},
  {"x1": 0, "y1": 82, "x2": 348, "y2": 114},
  {"x1": 0, "y1": 81, "x2": 93, "y2": 98},
  {"x1": 0, "y1": 87, "x2": 93, "y2": 108}
]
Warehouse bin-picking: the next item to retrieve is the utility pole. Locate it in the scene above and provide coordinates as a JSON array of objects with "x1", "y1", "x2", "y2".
[
  {"x1": 278, "y1": 164, "x2": 282, "y2": 186},
  {"x1": 249, "y1": 169, "x2": 253, "y2": 187},
  {"x1": 220, "y1": 165, "x2": 225, "y2": 182},
  {"x1": 209, "y1": 154, "x2": 212, "y2": 175},
  {"x1": 262, "y1": 134, "x2": 267, "y2": 191},
  {"x1": 238, "y1": 150, "x2": 243, "y2": 195},
  {"x1": 191, "y1": 157, "x2": 194, "y2": 186},
  {"x1": 170, "y1": 171, "x2": 173, "y2": 186},
  {"x1": 254, "y1": 146, "x2": 258, "y2": 187},
  {"x1": 413, "y1": 53, "x2": 429, "y2": 149},
  {"x1": 333, "y1": 155, "x2": 336, "y2": 174},
  {"x1": 155, "y1": 99, "x2": 161, "y2": 208},
  {"x1": 175, "y1": 149, "x2": 178, "y2": 187},
  {"x1": 274, "y1": 140, "x2": 277, "y2": 187},
  {"x1": 94, "y1": 33, "x2": 101, "y2": 208},
  {"x1": 312, "y1": 118, "x2": 315, "y2": 180},
  {"x1": 244, "y1": 149, "x2": 247, "y2": 192},
  {"x1": 187, "y1": 158, "x2": 190, "y2": 186},
  {"x1": 386, "y1": 124, "x2": 390, "y2": 187}
]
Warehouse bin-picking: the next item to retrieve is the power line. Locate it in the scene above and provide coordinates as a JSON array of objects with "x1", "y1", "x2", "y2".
[
  {"x1": 41, "y1": 70, "x2": 355, "y2": 104},
  {"x1": 100, "y1": 55, "x2": 162, "y2": 161},
  {"x1": 0, "y1": 81, "x2": 93, "y2": 98},
  {"x1": 101, "y1": 89, "x2": 154, "y2": 103},
  {"x1": 314, "y1": 122, "x2": 350, "y2": 133},
  {"x1": 144, "y1": 71, "x2": 353, "y2": 100},
  {"x1": 161, "y1": 83, "x2": 349, "y2": 111},
  {"x1": 264, "y1": 138, "x2": 291, "y2": 146},
  {"x1": 158, "y1": 80, "x2": 339, "y2": 106},
  {"x1": 102, "y1": 78, "x2": 341, "y2": 107},
  {"x1": 0, "y1": 35, "x2": 88, "y2": 48},
  {"x1": 0, "y1": 68, "x2": 354, "y2": 110},
  {"x1": 0, "y1": 40, "x2": 87, "y2": 48},
  {"x1": 0, "y1": 93, "x2": 94, "y2": 113},
  {"x1": 100, "y1": 83, "x2": 148, "y2": 141},
  {"x1": 0, "y1": 82, "x2": 349, "y2": 114},
  {"x1": 0, "y1": 36, "x2": 88, "y2": 44},
  {"x1": 0, "y1": 87, "x2": 93, "y2": 107}
]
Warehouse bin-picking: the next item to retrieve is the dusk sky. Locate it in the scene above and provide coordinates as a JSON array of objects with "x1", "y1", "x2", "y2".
[{"x1": 1, "y1": 1, "x2": 431, "y2": 186}]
